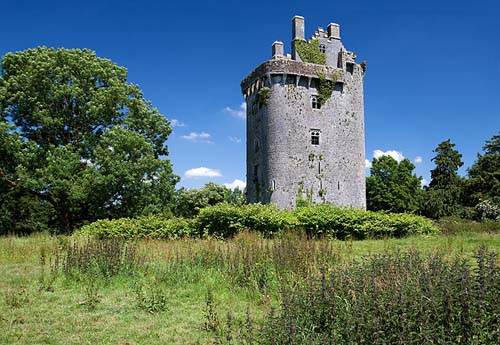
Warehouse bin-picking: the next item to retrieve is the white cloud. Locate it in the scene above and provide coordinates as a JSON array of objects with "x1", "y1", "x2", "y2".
[
  {"x1": 224, "y1": 102, "x2": 247, "y2": 119},
  {"x1": 229, "y1": 136, "x2": 242, "y2": 143},
  {"x1": 170, "y1": 119, "x2": 186, "y2": 127},
  {"x1": 180, "y1": 132, "x2": 213, "y2": 143},
  {"x1": 184, "y1": 167, "x2": 222, "y2": 178},
  {"x1": 421, "y1": 178, "x2": 429, "y2": 187},
  {"x1": 224, "y1": 179, "x2": 246, "y2": 190},
  {"x1": 365, "y1": 159, "x2": 372, "y2": 170},
  {"x1": 414, "y1": 156, "x2": 423, "y2": 164},
  {"x1": 373, "y1": 149, "x2": 405, "y2": 162}
]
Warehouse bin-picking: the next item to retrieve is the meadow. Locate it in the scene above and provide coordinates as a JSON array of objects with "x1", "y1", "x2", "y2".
[{"x1": 1, "y1": 222, "x2": 500, "y2": 344}]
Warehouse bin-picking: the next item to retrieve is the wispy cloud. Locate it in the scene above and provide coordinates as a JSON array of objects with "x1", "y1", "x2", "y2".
[
  {"x1": 414, "y1": 156, "x2": 423, "y2": 164},
  {"x1": 170, "y1": 119, "x2": 186, "y2": 127},
  {"x1": 224, "y1": 179, "x2": 246, "y2": 190},
  {"x1": 365, "y1": 159, "x2": 372, "y2": 170},
  {"x1": 373, "y1": 149, "x2": 405, "y2": 162},
  {"x1": 224, "y1": 102, "x2": 247, "y2": 119},
  {"x1": 229, "y1": 136, "x2": 242, "y2": 144},
  {"x1": 184, "y1": 167, "x2": 222, "y2": 178},
  {"x1": 180, "y1": 132, "x2": 213, "y2": 143}
]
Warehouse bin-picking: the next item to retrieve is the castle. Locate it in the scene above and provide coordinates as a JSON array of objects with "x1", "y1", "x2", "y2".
[{"x1": 241, "y1": 16, "x2": 366, "y2": 209}]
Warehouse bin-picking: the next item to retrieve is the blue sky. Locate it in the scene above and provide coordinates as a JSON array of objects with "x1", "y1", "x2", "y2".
[{"x1": 1, "y1": 0, "x2": 499, "y2": 189}]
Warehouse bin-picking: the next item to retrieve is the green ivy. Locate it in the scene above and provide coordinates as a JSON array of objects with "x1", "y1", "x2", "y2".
[
  {"x1": 294, "y1": 39, "x2": 326, "y2": 65},
  {"x1": 317, "y1": 72, "x2": 338, "y2": 106},
  {"x1": 257, "y1": 86, "x2": 270, "y2": 106}
]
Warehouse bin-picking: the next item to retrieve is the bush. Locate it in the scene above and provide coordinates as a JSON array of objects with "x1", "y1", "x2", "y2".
[
  {"x1": 195, "y1": 203, "x2": 296, "y2": 238},
  {"x1": 295, "y1": 204, "x2": 438, "y2": 239},
  {"x1": 194, "y1": 203, "x2": 245, "y2": 238},
  {"x1": 77, "y1": 216, "x2": 192, "y2": 240}
]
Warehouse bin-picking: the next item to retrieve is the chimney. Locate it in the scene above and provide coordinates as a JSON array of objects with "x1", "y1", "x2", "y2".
[
  {"x1": 291, "y1": 15, "x2": 305, "y2": 60},
  {"x1": 327, "y1": 23, "x2": 340, "y2": 39},
  {"x1": 272, "y1": 41, "x2": 284, "y2": 58}
]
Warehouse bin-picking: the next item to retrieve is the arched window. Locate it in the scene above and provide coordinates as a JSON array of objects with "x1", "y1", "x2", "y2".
[{"x1": 310, "y1": 129, "x2": 320, "y2": 145}]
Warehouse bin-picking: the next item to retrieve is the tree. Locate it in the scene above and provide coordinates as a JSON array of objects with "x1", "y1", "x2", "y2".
[
  {"x1": 0, "y1": 47, "x2": 178, "y2": 233},
  {"x1": 420, "y1": 139, "x2": 464, "y2": 219},
  {"x1": 366, "y1": 156, "x2": 422, "y2": 213},
  {"x1": 174, "y1": 182, "x2": 245, "y2": 218},
  {"x1": 466, "y1": 132, "x2": 500, "y2": 205},
  {"x1": 429, "y1": 139, "x2": 463, "y2": 189}
]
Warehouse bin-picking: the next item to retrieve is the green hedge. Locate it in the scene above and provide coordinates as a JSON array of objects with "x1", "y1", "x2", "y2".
[
  {"x1": 77, "y1": 204, "x2": 438, "y2": 240},
  {"x1": 77, "y1": 216, "x2": 192, "y2": 240},
  {"x1": 194, "y1": 203, "x2": 295, "y2": 238},
  {"x1": 295, "y1": 204, "x2": 438, "y2": 239}
]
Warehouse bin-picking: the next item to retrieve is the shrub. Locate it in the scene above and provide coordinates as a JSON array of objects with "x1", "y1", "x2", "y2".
[
  {"x1": 240, "y1": 204, "x2": 296, "y2": 238},
  {"x1": 195, "y1": 203, "x2": 296, "y2": 238},
  {"x1": 77, "y1": 216, "x2": 192, "y2": 240},
  {"x1": 294, "y1": 204, "x2": 438, "y2": 239},
  {"x1": 194, "y1": 203, "x2": 244, "y2": 238}
]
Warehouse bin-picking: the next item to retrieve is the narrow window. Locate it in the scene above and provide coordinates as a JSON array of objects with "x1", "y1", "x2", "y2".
[
  {"x1": 346, "y1": 62, "x2": 354, "y2": 74},
  {"x1": 319, "y1": 44, "x2": 326, "y2": 54},
  {"x1": 311, "y1": 95, "x2": 320, "y2": 109},
  {"x1": 253, "y1": 165, "x2": 259, "y2": 180},
  {"x1": 272, "y1": 179, "x2": 276, "y2": 191},
  {"x1": 318, "y1": 161, "x2": 321, "y2": 174},
  {"x1": 310, "y1": 129, "x2": 320, "y2": 145},
  {"x1": 338, "y1": 181, "x2": 340, "y2": 190}
]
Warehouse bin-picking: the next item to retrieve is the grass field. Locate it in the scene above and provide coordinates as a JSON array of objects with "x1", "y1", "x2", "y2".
[{"x1": 1, "y1": 229, "x2": 500, "y2": 344}]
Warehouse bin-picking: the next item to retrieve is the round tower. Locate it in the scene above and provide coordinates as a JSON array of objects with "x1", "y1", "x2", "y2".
[{"x1": 241, "y1": 16, "x2": 366, "y2": 209}]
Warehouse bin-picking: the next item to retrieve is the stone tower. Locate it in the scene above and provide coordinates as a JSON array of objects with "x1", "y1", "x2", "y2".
[{"x1": 241, "y1": 16, "x2": 366, "y2": 209}]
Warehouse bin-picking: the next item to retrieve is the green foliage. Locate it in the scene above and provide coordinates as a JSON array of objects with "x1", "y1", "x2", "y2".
[
  {"x1": 438, "y1": 216, "x2": 500, "y2": 235},
  {"x1": 195, "y1": 203, "x2": 245, "y2": 238},
  {"x1": 429, "y1": 139, "x2": 464, "y2": 189},
  {"x1": 257, "y1": 86, "x2": 270, "y2": 106},
  {"x1": 77, "y1": 215, "x2": 192, "y2": 240},
  {"x1": 61, "y1": 238, "x2": 142, "y2": 278},
  {"x1": 294, "y1": 39, "x2": 326, "y2": 65},
  {"x1": 295, "y1": 204, "x2": 438, "y2": 239},
  {"x1": 467, "y1": 131, "x2": 500, "y2": 205},
  {"x1": 421, "y1": 139, "x2": 465, "y2": 219},
  {"x1": 317, "y1": 72, "x2": 336, "y2": 106},
  {"x1": 174, "y1": 182, "x2": 245, "y2": 218},
  {"x1": 0, "y1": 47, "x2": 178, "y2": 233},
  {"x1": 134, "y1": 278, "x2": 168, "y2": 313},
  {"x1": 252, "y1": 247, "x2": 500, "y2": 344},
  {"x1": 194, "y1": 203, "x2": 296, "y2": 239},
  {"x1": 367, "y1": 156, "x2": 423, "y2": 213}
]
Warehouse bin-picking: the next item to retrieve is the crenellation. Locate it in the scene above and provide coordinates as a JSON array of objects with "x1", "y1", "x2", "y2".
[{"x1": 242, "y1": 16, "x2": 366, "y2": 209}]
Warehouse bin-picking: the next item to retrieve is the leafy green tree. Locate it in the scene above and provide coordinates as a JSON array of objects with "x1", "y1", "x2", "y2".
[
  {"x1": 174, "y1": 182, "x2": 245, "y2": 218},
  {"x1": 420, "y1": 139, "x2": 464, "y2": 218},
  {"x1": 0, "y1": 47, "x2": 178, "y2": 233},
  {"x1": 366, "y1": 156, "x2": 422, "y2": 213},
  {"x1": 466, "y1": 132, "x2": 500, "y2": 205}
]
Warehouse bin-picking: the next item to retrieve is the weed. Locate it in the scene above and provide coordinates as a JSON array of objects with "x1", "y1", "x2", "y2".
[
  {"x1": 4, "y1": 286, "x2": 29, "y2": 308},
  {"x1": 134, "y1": 278, "x2": 168, "y2": 313}
]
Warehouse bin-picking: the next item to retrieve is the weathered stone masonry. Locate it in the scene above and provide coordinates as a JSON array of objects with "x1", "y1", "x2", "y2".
[{"x1": 241, "y1": 16, "x2": 366, "y2": 209}]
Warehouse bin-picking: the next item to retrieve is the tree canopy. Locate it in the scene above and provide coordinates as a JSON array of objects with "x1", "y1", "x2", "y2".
[
  {"x1": 420, "y1": 139, "x2": 464, "y2": 219},
  {"x1": 366, "y1": 156, "x2": 422, "y2": 213},
  {"x1": 0, "y1": 47, "x2": 178, "y2": 233},
  {"x1": 467, "y1": 132, "x2": 500, "y2": 205}
]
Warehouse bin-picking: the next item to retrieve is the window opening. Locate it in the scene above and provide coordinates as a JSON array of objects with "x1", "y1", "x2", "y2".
[
  {"x1": 318, "y1": 161, "x2": 321, "y2": 174},
  {"x1": 311, "y1": 95, "x2": 320, "y2": 109},
  {"x1": 346, "y1": 63, "x2": 354, "y2": 74},
  {"x1": 319, "y1": 44, "x2": 326, "y2": 54},
  {"x1": 310, "y1": 129, "x2": 320, "y2": 145},
  {"x1": 272, "y1": 179, "x2": 276, "y2": 191}
]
